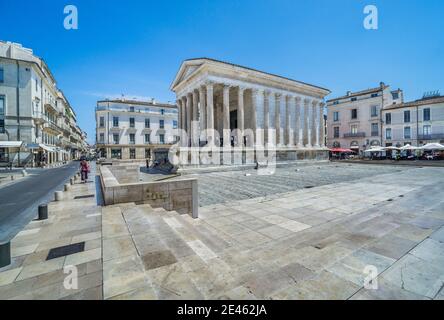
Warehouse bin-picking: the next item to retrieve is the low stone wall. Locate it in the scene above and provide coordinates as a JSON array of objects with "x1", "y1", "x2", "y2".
[
  {"x1": 108, "y1": 164, "x2": 140, "y2": 183},
  {"x1": 99, "y1": 165, "x2": 198, "y2": 218}
]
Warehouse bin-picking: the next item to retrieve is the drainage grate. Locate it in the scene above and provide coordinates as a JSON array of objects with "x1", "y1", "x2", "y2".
[
  {"x1": 304, "y1": 186, "x2": 314, "y2": 189},
  {"x1": 47, "y1": 242, "x2": 85, "y2": 260},
  {"x1": 387, "y1": 199, "x2": 393, "y2": 202},
  {"x1": 74, "y1": 194, "x2": 95, "y2": 199}
]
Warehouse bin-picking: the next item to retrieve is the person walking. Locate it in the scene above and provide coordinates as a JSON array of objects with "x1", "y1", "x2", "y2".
[{"x1": 79, "y1": 157, "x2": 90, "y2": 183}]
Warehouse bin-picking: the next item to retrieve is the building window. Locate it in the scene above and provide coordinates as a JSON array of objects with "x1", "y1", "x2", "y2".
[
  {"x1": 145, "y1": 118, "x2": 150, "y2": 128},
  {"x1": 129, "y1": 133, "x2": 135, "y2": 144},
  {"x1": 423, "y1": 125, "x2": 431, "y2": 136},
  {"x1": 371, "y1": 106, "x2": 378, "y2": 117},
  {"x1": 99, "y1": 117, "x2": 104, "y2": 127},
  {"x1": 333, "y1": 101, "x2": 339, "y2": 105},
  {"x1": 351, "y1": 97, "x2": 357, "y2": 102},
  {"x1": 371, "y1": 93, "x2": 378, "y2": 98},
  {"x1": 145, "y1": 133, "x2": 150, "y2": 144},
  {"x1": 385, "y1": 113, "x2": 391, "y2": 124},
  {"x1": 129, "y1": 106, "x2": 135, "y2": 112},
  {"x1": 35, "y1": 78, "x2": 38, "y2": 91},
  {"x1": 333, "y1": 111, "x2": 339, "y2": 122},
  {"x1": 404, "y1": 110, "x2": 410, "y2": 123},
  {"x1": 129, "y1": 117, "x2": 135, "y2": 128},
  {"x1": 351, "y1": 125, "x2": 358, "y2": 134},
  {"x1": 333, "y1": 127, "x2": 340, "y2": 138},
  {"x1": 159, "y1": 134, "x2": 165, "y2": 144},
  {"x1": 113, "y1": 117, "x2": 119, "y2": 127},
  {"x1": 0, "y1": 68, "x2": 3, "y2": 83},
  {"x1": 159, "y1": 120, "x2": 165, "y2": 129},
  {"x1": 423, "y1": 108, "x2": 431, "y2": 121},
  {"x1": 392, "y1": 92, "x2": 399, "y2": 100},
  {"x1": 386, "y1": 128, "x2": 392, "y2": 140},
  {"x1": 173, "y1": 120, "x2": 178, "y2": 129},
  {"x1": 351, "y1": 109, "x2": 357, "y2": 119},
  {"x1": 113, "y1": 134, "x2": 119, "y2": 144},
  {"x1": 99, "y1": 133, "x2": 104, "y2": 143},
  {"x1": 129, "y1": 148, "x2": 136, "y2": 159},
  {"x1": 111, "y1": 149, "x2": 122, "y2": 159},
  {"x1": 371, "y1": 123, "x2": 379, "y2": 136},
  {"x1": 404, "y1": 127, "x2": 411, "y2": 139},
  {"x1": 145, "y1": 148, "x2": 151, "y2": 159},
  {"x1": 0, "y1": 96, "x2": 5, "y2": 134}
]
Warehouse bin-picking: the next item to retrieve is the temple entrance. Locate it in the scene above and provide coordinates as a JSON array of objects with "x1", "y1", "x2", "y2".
[{"x1": 230, "y1": 110, "x2": 237, "y2": 131}]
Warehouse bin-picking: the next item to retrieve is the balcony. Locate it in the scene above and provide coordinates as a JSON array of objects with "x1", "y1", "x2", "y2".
[
  {"x1": 344, "y1": 132, "x2": 366, "y2": 138},
  {"x1": 418, "y1": 133, "x2": 444, "y2": 140}
]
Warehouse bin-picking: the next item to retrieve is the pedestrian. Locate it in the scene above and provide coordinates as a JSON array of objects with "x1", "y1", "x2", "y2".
[{"x1": 79, "y1": 158, "x2": 90, "y2": 183}]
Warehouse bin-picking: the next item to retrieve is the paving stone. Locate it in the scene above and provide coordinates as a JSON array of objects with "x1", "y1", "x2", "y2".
[{"x1": 382, "y1": 254, "x2": 444, "y2": 299}]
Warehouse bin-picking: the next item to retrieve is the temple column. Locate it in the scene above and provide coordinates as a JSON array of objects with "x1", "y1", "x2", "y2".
[
  {"x1": 186, "y1": 92, "x2": 192, "y2": 147},
  {"x1": 304, "y1": 98, "x2": 312, "y2": 148},
  {"x1": 296, "y1": 97, "x2": 304, "y2": 148},
  {"x1": 181, "y1": 96, "x2": 187, "y2": 147},
  {"x1": 275, "y1": 93, "x2": 282, "y2": 147},
  {"x1": 251, "y1": 89, "x2": 262, "y2": 146},
  {"x1": 264, "y1": 90, "x2": 270, "y2": 146},
  {"x1": 192, "y1": 90, "x2": 199, "y2": 147},
  {"x1": 222, "y1": 84, "x2": 231, "y2": 147},
  {"x1": 206, "y1": 82, "x2": 214, "y2": 145},
  {"x1": 237, "y1": 86, "x2": 245, "y2": 146},
  {"x1": 319, "y1": 102, "x2": 325, "y2": 147},
  {"x1": 313, "y1": 100, "x2": 320, "y2": 148},
  {"x1": 199, "y1": 86, "x2": 206, "y2": 142},
  {"x1": 285, "y1": 95, "x2": 292, "y2": 147}
]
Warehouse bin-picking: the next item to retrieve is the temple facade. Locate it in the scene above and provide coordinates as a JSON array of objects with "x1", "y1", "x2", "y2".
[{"x1": 170, "y1": 58, "x2": 331, "y2": 166}]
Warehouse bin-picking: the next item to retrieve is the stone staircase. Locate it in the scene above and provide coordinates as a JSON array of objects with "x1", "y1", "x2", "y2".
[{"x1": 102, "y1": 202, "x2": 251, "y2": 300}]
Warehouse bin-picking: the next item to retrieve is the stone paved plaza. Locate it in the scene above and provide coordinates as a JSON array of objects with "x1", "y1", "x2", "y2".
[
  {"x1": 0, "y1": 163, "x2": 443, "y2": 300},
  {"x1": 189, "y1": 163, "x2": 410, "y2": 206}
]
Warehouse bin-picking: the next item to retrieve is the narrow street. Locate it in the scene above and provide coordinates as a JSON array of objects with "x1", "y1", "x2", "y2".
[{"x1": 0, "y1": 162, "x2": 80, "y2": 242}]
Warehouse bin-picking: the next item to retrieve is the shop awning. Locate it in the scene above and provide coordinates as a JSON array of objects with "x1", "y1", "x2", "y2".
[
  {"x1": 420, "y1": 143, "x2": 444, "y2": 150},
  {"x1": 0, "y1": 141, "x2": 23, "y2": 148},
  {"x1": 364, "y1": 147, "x2": 385, "y2": 153},
  {"x1": 330, "y1": 148, "x2": 354, "y2": 153},
  {"x1": 26, "y1": 143, "x2": 57, "y2": 152}
]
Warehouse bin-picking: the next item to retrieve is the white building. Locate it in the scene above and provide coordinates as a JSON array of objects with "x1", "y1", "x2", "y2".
[
  {"x1": 382, "y1": 94, "x2": 444, "y2": 147},
  {"x1": 0, "y1": 41, "x2": 87, "y2": 166},
  {"x1": 326, "y1": 82, "x2": 403, "y2": 154},
  {"x1": 171, "y1": 58, "x2": 331, "y2": 166},
  {"x1": 95, "y1": 99, "x2": 178, "y2": 160}
]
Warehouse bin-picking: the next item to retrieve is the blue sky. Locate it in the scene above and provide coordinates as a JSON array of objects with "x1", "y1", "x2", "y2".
[{"x1": 1, "y1": 0, "x2": 443, "y2": 143}]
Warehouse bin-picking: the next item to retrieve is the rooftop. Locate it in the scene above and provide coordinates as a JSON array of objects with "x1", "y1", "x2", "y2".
[
  {"x1": 174, "y1": 57, "x2": 331, "y2": 93},
  {"x1": 97, "y1": 98, "x2": 177, "y2": 109},
  {"x1": 327, "y1": 82, "x2": 389, "y2": 103},
  {"x1": 384, "y1": 95, "x2": 444, "y2": 110}
]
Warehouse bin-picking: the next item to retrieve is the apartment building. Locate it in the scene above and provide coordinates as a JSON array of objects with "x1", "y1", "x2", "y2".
[
  {"x1": 95, "y1": 99, "x2": 178, "y2": 161},
  {"x1": 0, "y1": 41, "x2": 87, "y2": 166},
  {"x1": 382, "y1": 93, "x2": 444, "y2": 147},
  {"x1": 326, "y1": 82, "x2": 403, "y2": 154}
]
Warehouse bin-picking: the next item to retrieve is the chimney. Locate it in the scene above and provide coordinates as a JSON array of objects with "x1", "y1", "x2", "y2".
[
  {"x1": 346, "y1": 91, "x2": 351, "y2": 96},
  {"x1": 151, "y1": 98, "x2": 156, "y2": 105},
  {"x1": 380, "y1": 82, "x2": 385, "y2": 88}
]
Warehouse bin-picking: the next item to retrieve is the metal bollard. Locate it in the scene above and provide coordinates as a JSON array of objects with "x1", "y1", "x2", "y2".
[
  {"x1": 54, "y1": 191, "x2": 63, "y2": 201},
  {"x1": 70, "y1": 178, "x2": 74, "y2": 185},
  {"x1": 0, "y1": 241, "x2": 11, "y2": 268},
  {"x1": 10, "y1": 175, "x2": 15, "y2": 181},
  {"x1": 64, "y1": 183, "x2": 71, "y2": 192},
  {"x1": 38, "y1": 204, "x2": 48, "y2": 220}
]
